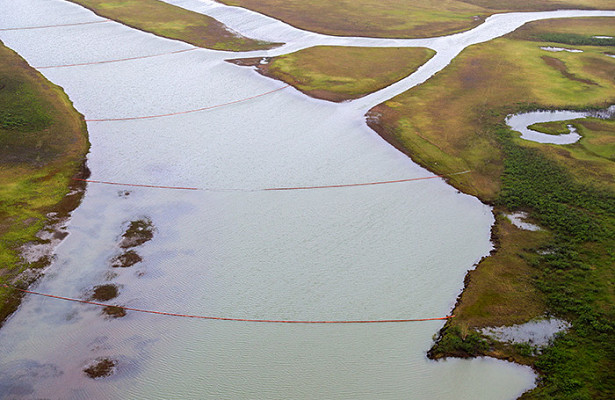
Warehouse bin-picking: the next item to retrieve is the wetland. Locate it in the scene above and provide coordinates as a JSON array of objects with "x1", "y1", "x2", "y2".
[{"x1": 0, "y1": 1, "x2": 614, "y2": 399}]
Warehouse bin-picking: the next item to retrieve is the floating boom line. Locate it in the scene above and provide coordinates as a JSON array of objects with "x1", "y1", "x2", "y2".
[
  {"x1": 35, "y1": 48, "x2": 199, "y2": 69},
  {"x1": 0, "y1": 20, "x2": 110, "y2": 31},
  {"x1": 73, "y1": 171, "x2": 470, "y2": 192},
  {"x1": 3, "y1": 284, "x2": 453, "y2": 324},
  {"x1": 85, "y1": 85, "x2": 292, "y2": 122}
]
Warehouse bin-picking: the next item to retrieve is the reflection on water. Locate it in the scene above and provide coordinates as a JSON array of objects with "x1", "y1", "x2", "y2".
[{"x1": 3, "y1": 0, "x2": 615, "y2": 398}]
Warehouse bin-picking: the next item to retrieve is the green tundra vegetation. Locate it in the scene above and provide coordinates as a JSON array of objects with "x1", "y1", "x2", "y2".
[
  {"x1": 0, "y1": 42, "x2": 89, "y2": 325},
  {"x1": 67, "y1": 0, "x2": 279, "y2": 51},
  {"x1": 3, "y1": 0, "x2": 615, "y2": 396},
  {"x1": 231, "y1": 46, "x2": 435, "y2": 102},
  {"x1": 369, "y1": 17, "x2": 615, "y2": 201},
  {"x1": 220, "y1": 0, "x2": 615, "y2": 38},
  {"x1": 225, "y1": 11, "x2": 615, "y2": 396},
  {"x1": 363, "y1": 17, "x2": 615, "y2": 399}
]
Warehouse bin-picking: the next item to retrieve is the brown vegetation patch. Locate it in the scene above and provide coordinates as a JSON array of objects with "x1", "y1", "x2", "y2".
[
  {"x1": 541, "y1": 55, "x2": 598, "y2": 85},
  {"x1": 83, "y1": 358, "x2": 116, "y2": 379},
  {"x1": 89, "y1": 284, "x2": 119, "y2": 302},
  {"x1": 102, "y1": 305, "x2": 126, "y2": 318},
  {"x1": 582, "y1": 55, "x2": 615, "y2": 83},
  {"x1": 228, "y1": 58, "x2": 261, "y2": 67},
  {"x1": 221, "y1": 0, "x2": 486, "y2": 39},
  {"x1": 67, "y1": 0, "x2": 279, "y2": 51},
  {"x1": 119, "y1": 218, "x2": 155, "y2": 249},
  {"x1": 110, "y1": 250, "x2": 142, "y2": 268}
]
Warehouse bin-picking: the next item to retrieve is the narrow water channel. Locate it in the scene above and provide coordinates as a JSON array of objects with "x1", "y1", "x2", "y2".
[
  {"x1": 507, "y1": 105, "x2": 615, "y2": 144},
  {"x1": 1, "y1": 1, "x2": 614, "y2": 398}
]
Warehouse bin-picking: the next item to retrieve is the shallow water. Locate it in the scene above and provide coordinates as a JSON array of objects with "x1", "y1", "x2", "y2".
[
  {"x1": 540, "y1": 46, "x2": 583, "y2": 53},
  {"x1": 2, "y1": 0, "x2": 615, "y2": 398},
  {"x1": 507, "y1": 105, "x2": 615, "y2": 144},
  {"x1": 482, "y1": 319, "x2": 571, "y2": 347},
  {"x1": 506, "y1": 212, "x2": 541, "y2": 231}
]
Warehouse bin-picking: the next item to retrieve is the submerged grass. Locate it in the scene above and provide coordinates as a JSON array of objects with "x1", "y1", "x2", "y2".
[
  {"x1": 67, "y1": 0, "x2": 279, "y2": 51},
  {"x1": 366, "y1": 17, "x2": 615, "y2": 399},
  {"x1": 231, "y1": 46, "x2": 435, "y2": 102},
  {"x1": 0, "y1": 41, "x2": 89, "y2": 326}
]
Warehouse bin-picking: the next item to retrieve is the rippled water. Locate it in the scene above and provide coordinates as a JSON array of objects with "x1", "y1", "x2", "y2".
[{"x1": 2, "y1": 0, "x2": 614, "y2": 398}]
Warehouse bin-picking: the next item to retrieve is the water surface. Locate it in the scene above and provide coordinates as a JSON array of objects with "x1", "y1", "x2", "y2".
[{"x1": 3, "y1": 0, "x2": 615, "y2": 398}]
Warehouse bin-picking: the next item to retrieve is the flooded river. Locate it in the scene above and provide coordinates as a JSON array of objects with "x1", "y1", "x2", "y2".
[{"x1": 1, "y1": 0, "x2": 614, "y2": 398}]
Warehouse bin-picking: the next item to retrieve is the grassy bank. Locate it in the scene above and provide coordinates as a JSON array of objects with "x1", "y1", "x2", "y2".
[
  {"x1": 67, "y1": 0, "x2": 279, "y2": 51},
  {"x1": 220, "y1": 0, "x2": 614, "y2": 39},
  {"x1": 366, "y1": 18, "x2": 615, "y2": 398},
  {"x1": 368, "y1": 18, "x2": 615, "y2": 202},
  {"x1": 230, "y1": 46, "x2": 435, "y2": 102},
  {"x1": 0, "y1": 41, "x2": 89, "y2": 326}
]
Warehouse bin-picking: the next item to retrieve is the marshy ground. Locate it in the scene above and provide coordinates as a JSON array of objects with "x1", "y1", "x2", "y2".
[
  {"x1": 219, "y1": 0, "x2": 615, "y2": 38},
  {"x1": 0, "y1": 40, "x2": 89, "y2": 327},
  {"x1": 1, "y1": 2, "x2": 614, "y2": 397},
  {"x1": 67, "y1": 0, "x2": 279, "y2": 51},
  {"x1": 230, "y1": 46, "x2": 435, "y2": 102}
]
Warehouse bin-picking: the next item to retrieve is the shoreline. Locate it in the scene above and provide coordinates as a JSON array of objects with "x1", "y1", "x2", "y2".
[
  {"x1": 2, "y1": 2, "x2": 613, "y2": 397},
  {"x1": 1, "y1": 163, "x2": 90, "y2": 327},
  {"x1": 227, "y1": 46, "x2": 436, "y2": 103},
  {"x1": 227, "y1": 22, "x2": 615, "y2": 387},
  {"x1": 65, "y1": 0, "x2": 280, "y2": 51},
  {"x1": 0, "y1": 42, "x2": 91, "y2": 327},
  {"x1": 227, "y1": 57, "x2": 355, "y2": 102}
]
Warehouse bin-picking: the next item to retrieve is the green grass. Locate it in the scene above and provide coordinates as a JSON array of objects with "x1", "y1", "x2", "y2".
[
  {"x1": 0, "y1": 41, "x2": 89, "y2": 326},
  {"x1": 533, "y1": 33, "x2": 614, "y2": 46},
  {"x1": 528, "y1": 121, "x2": 574, "y2": 136},
  {"x1": 221, "y1": 0, "x2": 487, "y2": 38},
  {"x1": 220, "y1": 0, "x2": 615, "y2": 38},
  {"x1": 363, "y1": 17, "x2": 615, "y2": 399},
  {"x1": 67, "y1": 0, "x2": 279, "y2": 51},
  {"x1": 369, "y1": 32, "x2": 615, "y2": 201},
  {"x1": 462, "y1": 0, "x2": 615, "y2": 11},
  {"x1": 523, "y1": 119, "x2": 615, "y2": 190},
  {"x1": 511, "y1": 17, "x2": 615, "y2": 42},
  {"x1": 498, "y1": 128, "x2": 615, "y2": 399},
  {"x1": 233, "y1": 46, "x2": 435, "y2": 101}
]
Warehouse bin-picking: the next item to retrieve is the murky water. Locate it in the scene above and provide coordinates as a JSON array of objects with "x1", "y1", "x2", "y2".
[{"x1": 2, "y1": 0, "x2": 615, "y2": 398}]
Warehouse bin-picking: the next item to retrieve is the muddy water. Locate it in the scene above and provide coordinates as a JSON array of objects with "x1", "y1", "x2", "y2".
[{"x1": 2, "y1": 0, "x2": 614, "y2": 398}]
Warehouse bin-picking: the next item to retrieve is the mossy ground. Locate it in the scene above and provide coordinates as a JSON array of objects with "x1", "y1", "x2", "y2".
[
  {"x1": 232, "y1": 46, "x2": 435, "y2": 102},
  {"x1": 366, "y1": 17, "x2": 615, "y2": 398},
  {"x1": 67, "y1": 0, "x2": 279, "y2": 51},
  {"x1": 220, "y1": 0, "x2": 614, "y2": 39},
  {"x1": 0, "y1": 41, "x2": 89, "y2": 326}
]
